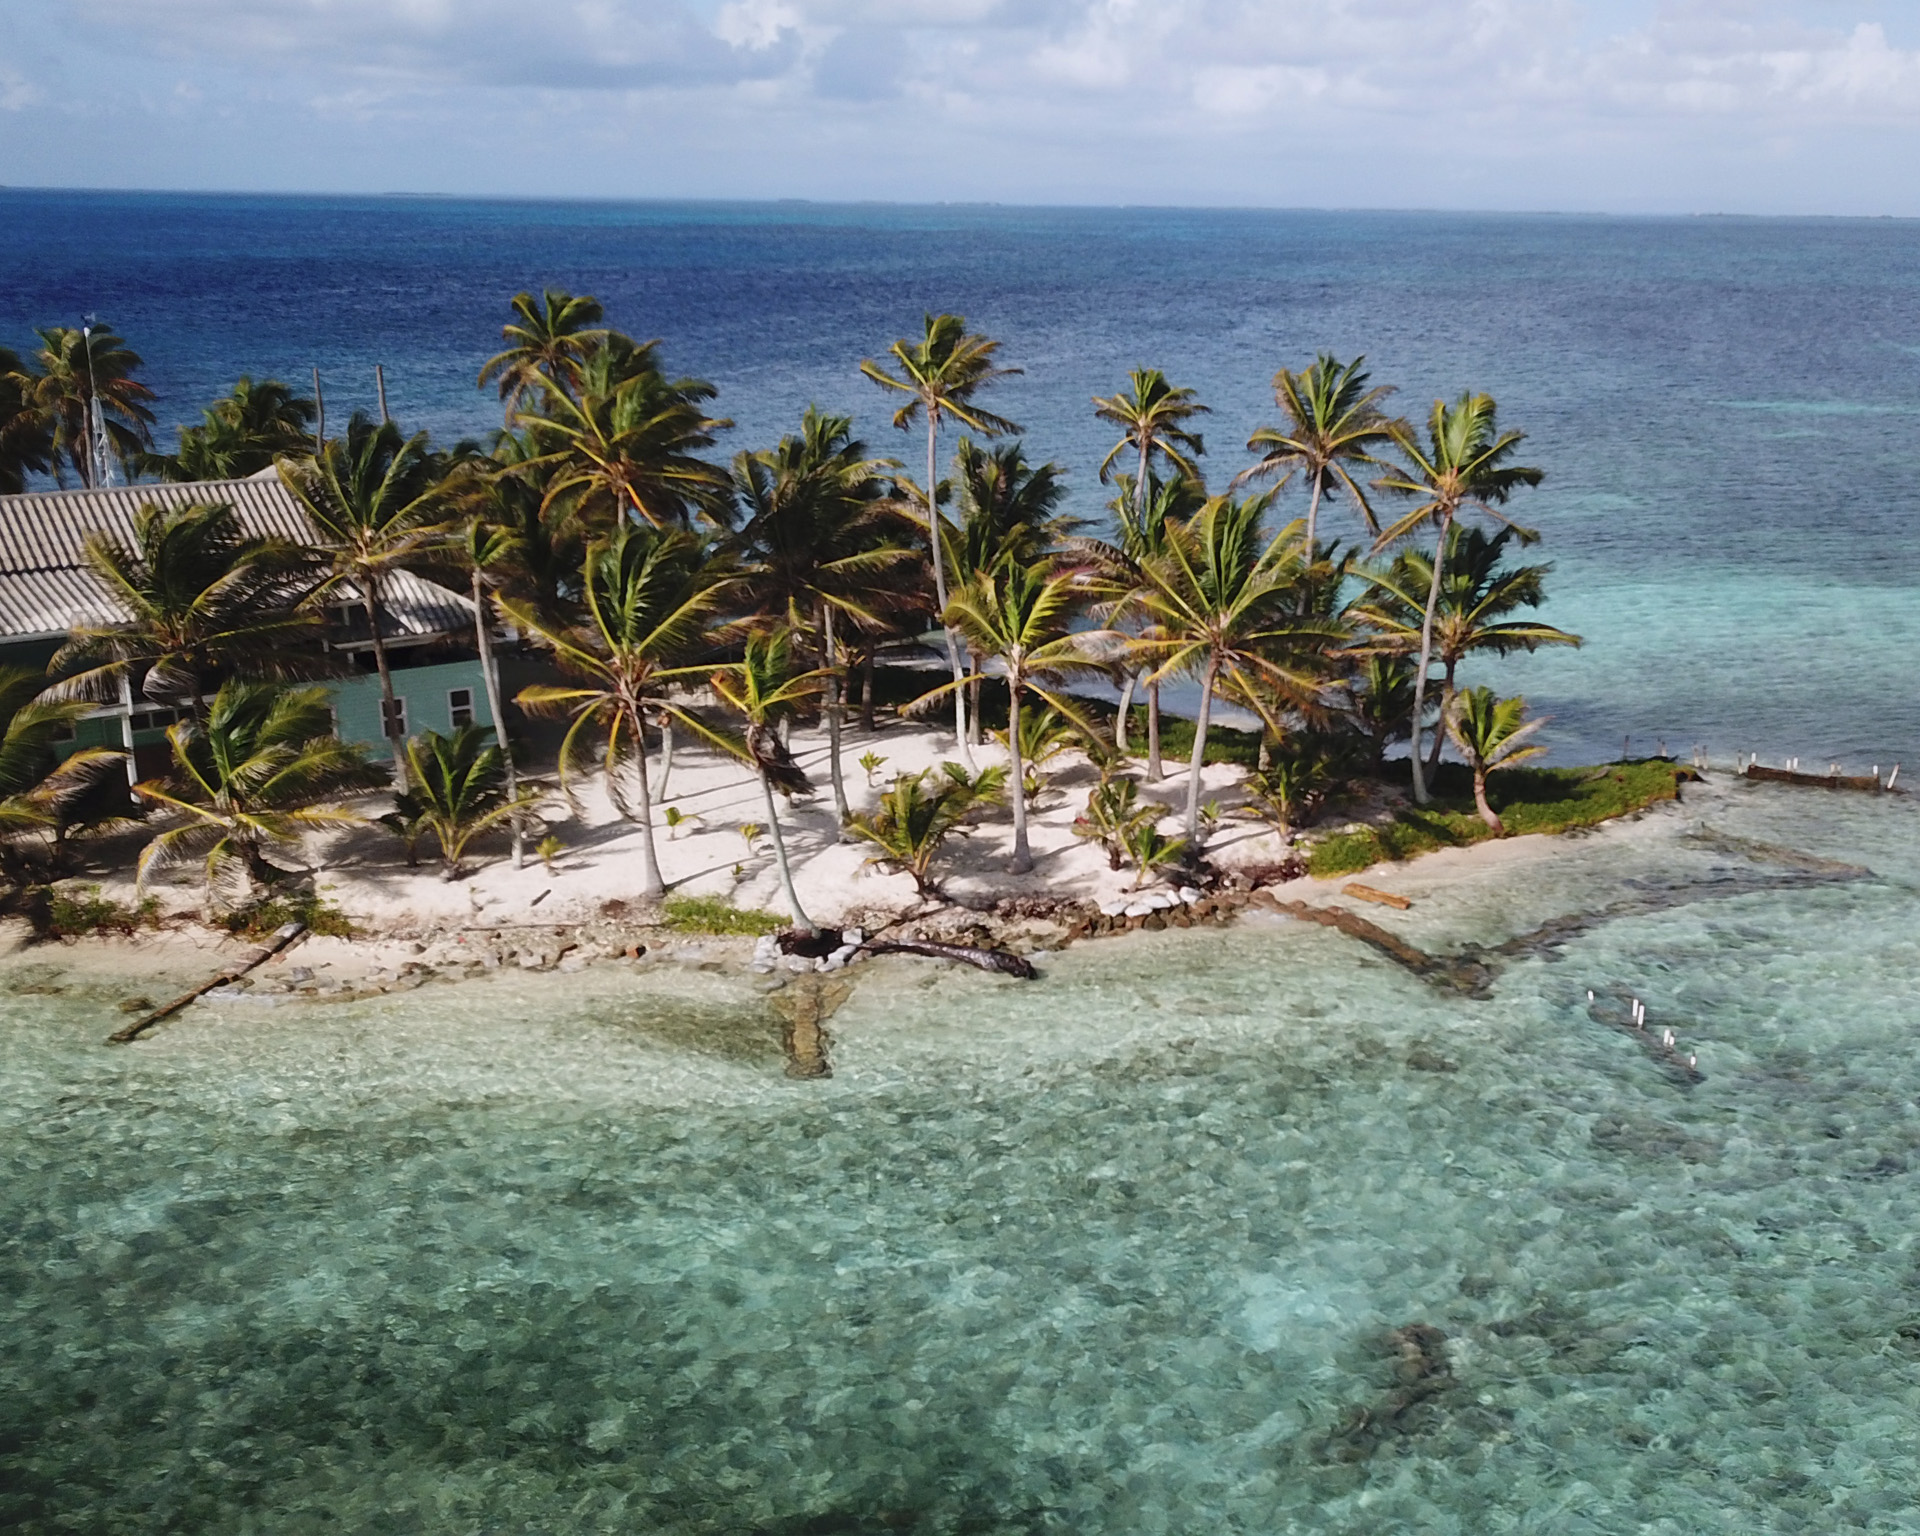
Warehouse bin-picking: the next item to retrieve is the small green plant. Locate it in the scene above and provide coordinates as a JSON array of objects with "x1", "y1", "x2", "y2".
[
  {"x1": 221, "y1": 891, "x2": 354, "y2": 940},
  {"x1": 536, "y1": 834, "x2": 563, "y2": 872},
  {"x1": 1121, "y1": 823, "x2": 1188, "y2": 890},
  {"x1": 1072, "y1": 774, "x2": 1159, "y2": 871},
  {"x1": 663, "y1": 806, "x2": 701, "y2": 839},
  {"x1": 45, "y1": 884, "x2": 158, "y2": 938},
  {"x1": 736, "y1": 821, "x2": 765, "y2": 854},
  {"x1": 662, "y1": 895, "x2": 786, "y2": 936},
  {"x1": 383, "y1": 725, "x2": 542, "y2": 881},
  {"x1": 858, "y1": 750, "x2": 888, "y2": 787},
  {"x1": 847, "y1": 763, "x2": 1006, "y2": 898}
]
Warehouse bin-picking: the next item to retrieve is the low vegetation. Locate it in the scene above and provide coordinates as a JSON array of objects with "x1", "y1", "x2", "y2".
[
  {"x1": 221, "y1": 892, "x2": 355, "y2": 939},
  {"x1": 662, "y1": 894, "x2": 786, "y2": 936},
  {"x1": 44, "y1": 884, "x2": 158, "y2": 938}
]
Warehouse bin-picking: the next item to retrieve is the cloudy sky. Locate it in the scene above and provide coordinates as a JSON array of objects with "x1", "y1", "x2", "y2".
[{"x1": 3, "y1": 1, "x2": 1916, "y2": 213}]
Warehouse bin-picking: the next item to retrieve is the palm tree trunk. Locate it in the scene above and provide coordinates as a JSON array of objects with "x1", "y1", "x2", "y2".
[
  {"x1": 1426, "y1": 660, "x2": 1455, "y2": 776},
  {"x1": 925, "y1": 414, "x2": 973, "y2": 767},
  {"x1": 1147, "y1": 680, "x2": 1163, "y2": 782},
  {"x1": 1114, "y1": 671, "x2": 1135, "y2": 752},
  {"x1": 860, "y1": 646, "x2": 876, "y2": 732},
  {"x1": 1472, "y1": 766, "x2": 1503, "y2": 834},
  {"x1": 820, "y1": 603, "x2": 849, "y2": 825},
  {"x1": 1408, "y1": 514, "x2": 1451, "y2": 807},
  {"x1": 626, "y1": 701, "x2": 666, "y2": 899},
  {"x1": 471, "y1": 568, "x2": 522, "y2": 869},
  {"x1": 653, "y1": 710, "x2": 675, "y2": 799},
  {"x1": 968, "y1": 651, "x2": 983, "y2": 747},
  {"x1": 1184, "y1": 657, "x2": 1217, "y2": 843},
  {"x1": 362, "y1": 570, "x2": 408, "y2": 785},
  {"x1": 1303, "y1": 469, "x2": 1324, "y2": 559},
  {"x1": 1007, "y1": 678, "x2": 1032, "y2": 874},
  {"x1": 760, "y1": 769, "x2": 813, "y2": 934}
]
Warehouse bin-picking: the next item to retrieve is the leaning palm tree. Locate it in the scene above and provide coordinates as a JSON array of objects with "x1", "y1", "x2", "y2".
[
  {"x1": 388, "y1": 724, "x2": 542, "y2": 880},
  {"x1": 507, "y1": 523, "x2": 741, "y2": 900},
  {"x1": 50, "y1": 501, "x2": 324, "y2": 720},
  {"x1": 516, "y1": 335, "x2": 733, "y2": 535},
  {"x1": 1239, "y1": 354, "x2": 1400, "y2": 557},
  {"x1": 1371, "y1": 394, "x2": 1545, "y2": 805},
  {"x1": 133, "y1": 681, "x2": 384, "y2": 908},
  {"x1": 937, "y1": 563, "x2": 1106, "y2": 874},
  {"x1": 710, "y1": 629, "x2": 824, "y2": 934},
  {"x1": 860, "y1": 314, "x2": 1022, "y2": 762},
  {"x1": 145, "y1": 376, "x2": 317, "y2": 482},
  {"x1": 1131, "y1": 493, "x2": 1339, "y2": 843},
  {"x1": 1352, "y1": 523, "x2": 1580, "y2": 773},
  {"x1": 477, "y1": 289, "x2": 608, "y2": 420},
  {"x1": 278, "y1": 412, "x2": 460, "y2": 781},
  {"x1": 24, "y1": 323, "x2": 155, "y2": 487},
  {"x1": 0, "y1": 667, "x2": 126, "y2": 885},
  {"x1": 730, "y1": 407, "x2": 914, "y2": 823},
  {"x1": 0, "y1": 347, "x2": 52, "y2": 494},
  {"x1": 1445, "y1": 687, "x2": 1548, "y2": 833}
]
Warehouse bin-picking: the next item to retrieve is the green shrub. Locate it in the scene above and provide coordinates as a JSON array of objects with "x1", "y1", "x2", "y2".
[
  {"x1": 221, "y1": 892, "x2": 355, "y2": 940},
  {"x1": 1306, "y1": 760, "x2": 1689, "y2": 878},
  {"x1": 46, "y1": 884, "x2": 158, "y2": 938},
  {"x1": 662, "y1": 895, "x2": 786, "y2": 936}
]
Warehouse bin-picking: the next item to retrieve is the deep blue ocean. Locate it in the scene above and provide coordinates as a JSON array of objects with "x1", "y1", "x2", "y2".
[{"x1": 5, "y1": 190, "x2": 1919, "y2": 767}]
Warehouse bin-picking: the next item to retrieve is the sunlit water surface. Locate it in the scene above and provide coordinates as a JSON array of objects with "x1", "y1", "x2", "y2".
[{"x1": 5, "y1": 783, "x2": 1920, "y2": 1533}]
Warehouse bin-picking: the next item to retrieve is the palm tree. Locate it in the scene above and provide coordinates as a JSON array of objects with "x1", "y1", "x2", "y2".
[
  {"x1": 860, "y1": 314, "x2": 1022, "y2": 763},
  {"x1": 50, "y1": 501, "x2": 324, "y2": 719},
  {"x1": 146, "y1": 376, "x2": 316, "y2": 482},
  {"x1": 938, "y1": 563, "x2": 1104, "y2": 874},
  {"x1": 1239, "y1": 354, "x2": 1400, "y2": 557},
  {"x1": 516, "y1": 335, "x2": 732, "y2": 535},
  {"x1": 388, "y1": 724, "x2": 540, "y2": 879},
  {"x1": 0, "y1": 348, "x2": 52, "y2": 494},
  {"x1": 1445, "y1": 687, "x2": 1548, "y2": 833},
  {"x1": 133, "y1": 681, "x2": 383, "y2": 907},
  {"x1": 1353, "y1": 523, "x2": 1580, "y2": 773},
  {"x1": 730, "y1": 407, "x2": 914, "y2": 823},
  {"x1": 710, "y1": 629, "x2": 824, "y2": 934},
  {"x1": 506, "y1": 523, "x2": 741, "y2": 900},
  {"x1": 847, "y1": 764, "x2": 1006, "y2": 900},
  {"x1": 446, "y1": 502, "x2": 530, "y2": 865},
  {"x1": 24, "y1": 324, "x2": 155, "y2": 487},
  {"x1": 1371, "y1": 394, "x2": 1545, "y2": 805},
  {"x1": 948, "y1": 437, "x2": 1076, "y2": 578},
  {"x1": 1131, "y1": 493, "x2": 1338, "y2": 843},
  {"x1": 477, "y1": 289, "x2": 608, "y2": 419},
  {"x1": 0, "y1": 667, "x2": 126, "y2": 885},
  {"x1": 1336, "y1": 654, "x2": 1418, "y2": 770},
  {"x1": 278, "y1": 412, "x2": 460, "y2": 781}
]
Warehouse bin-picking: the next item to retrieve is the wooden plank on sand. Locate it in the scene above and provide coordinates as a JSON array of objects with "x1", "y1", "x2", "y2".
[{"x1": 1343, "y1": 883, "x2": 1412, "y2": 910}]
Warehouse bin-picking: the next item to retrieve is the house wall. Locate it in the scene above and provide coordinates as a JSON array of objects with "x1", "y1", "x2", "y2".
[{"x1": 328, "y1": 660, "x2": 495, "y2": 752}]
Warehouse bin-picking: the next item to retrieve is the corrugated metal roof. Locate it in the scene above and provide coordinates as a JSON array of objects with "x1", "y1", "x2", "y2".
[{"x1": 0, "y1": 477, "x2": 473, "y2": 643}]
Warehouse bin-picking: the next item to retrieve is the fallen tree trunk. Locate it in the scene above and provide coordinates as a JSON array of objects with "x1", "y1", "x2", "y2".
[
  {"x1": 107, "y1": 922, "x2": 308, "y2": 1045},
  {"x1": 1745, "y1": 763, "x2": 1885, "y2": 793},
  {"x1": 862, "y1": 939, "x2": 1037, "y2": 979}
]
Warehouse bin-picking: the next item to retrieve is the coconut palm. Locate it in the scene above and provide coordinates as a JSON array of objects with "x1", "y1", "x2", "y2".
[
  {"x1": 25, "y1": 323, "x2": 156, "y2": 487},
  {"x1": 387, "y1": 724, "x2": 541, "y2": 880},
  {"x1": 1335, "y1": 653, "x2": 1418, "y2": 770},
  {"x1": 709, "y1": 628, "x2": 825, "y2": 934},
  {"x1": 516, "y1": 335, "x2": 732, "y2": 535},
  {"x1": 1131, "y1": 492, "x2": 1339, "y2": 843},
  {"x1": 1445, "y1": 687, "x2": 1548, "y2": 833},
  {"x1": 477, "y1": 289, "x2": 608, "y2": 419},
  {"x1": 444, "y1": 502, "x2": 531, "y2": 865},
  {"x1": 0, "y1": 667, "x2": 126, "y2": 883},
  {"x1": 948, "y1": 437, "x2": 1076, "y2": 579},
  {"x1": 50, "y1": 501, "x2": 324, "y2": 719},
  {"x1": 1353, "y1": 523, "x2": 1580, "y2": 773},
  {"x1": 132, "y1": 681, "x2": 383, "y2": 906},
  {"x1": 507, "y1": 523, "x2": 741, "y2": 900},
  {"x1": 1094, "y1": 368, "x2": 1209, "y2": 511},
  {"x1": 146, "y1": 376, "x2": 317, "y2": 482},
  {"x1": 278, "y1": 412, "x2": 461, "y2": 781},
  {"x1": 1371, "y1": 394, "x2": 1545, "y2": 805},
  {"x1": 730, "y1": 407, "x2": 914, "y2": 822},
  {"x1": 860, "y1": 314, "x2": 1022, "y2": 762},
  {"x1": 0, "y1": 347, "x2": 52, "y2": 494},
  {"x1": 937, "y1": 562, "x2": 1105, "y2": 874},
  {"x1": 1239, "y1": 355, "x2": 1400, "y2": 557},
  {"x1": 847, "y1": 763, "x2": 1006, "y2": 900},
  {"x1": 1071, "y1": 772, "x2": 1158, "y2": 871}
]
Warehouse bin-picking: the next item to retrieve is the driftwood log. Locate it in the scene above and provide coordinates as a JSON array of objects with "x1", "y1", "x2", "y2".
[
  {"x1": 106, "y1": 922, "x2": 308, "y2": 1044},
  {"x1": 1745, "y1": 763, "x2": 1887, "y2": 793},
  {"x1": 861, "y1": 939, "x2": 1037, "y2": 979}
]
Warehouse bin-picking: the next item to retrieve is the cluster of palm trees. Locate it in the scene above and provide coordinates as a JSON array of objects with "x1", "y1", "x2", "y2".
[{"x1": 0, "y1": 294, "x2": 1580, "y2": 928}]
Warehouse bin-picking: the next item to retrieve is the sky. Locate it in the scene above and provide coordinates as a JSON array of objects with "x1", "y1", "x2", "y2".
[{"x1": 2, "y1": 0, "x2": 1917, "y2": 214}]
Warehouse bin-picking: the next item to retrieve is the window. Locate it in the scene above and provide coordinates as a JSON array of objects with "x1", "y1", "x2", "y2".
[
  {"x1": 382, "y1": 696, "x2": 408, "y2": 739},
  {"x1": 448, "y1": 687, "x2": 475, "y2": 729}
]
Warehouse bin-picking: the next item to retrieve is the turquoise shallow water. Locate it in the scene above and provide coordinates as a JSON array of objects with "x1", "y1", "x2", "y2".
[{"x1": 5, "y1": 783, "x2": 1920, "y2": 1532}]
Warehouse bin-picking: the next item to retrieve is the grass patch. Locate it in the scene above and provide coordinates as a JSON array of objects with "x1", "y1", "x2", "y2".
[
  {"x1": 222, "y1": 892, "x2": 356, "y2": 940},
  {"x1": 662, "y1": 894, "x2": 787, "y2": 936},
  {"x1": 45, "y1": 884, "x2": 158, "y2": 938},
  {"x1": 1306, "y1": 759, "x2": 1692, "y2": 879}
]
